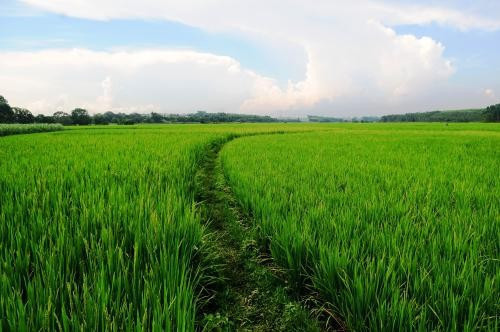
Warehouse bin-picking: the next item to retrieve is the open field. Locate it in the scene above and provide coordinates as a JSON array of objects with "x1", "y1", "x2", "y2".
[
  {"x1": 221, "y1": 124, "x2": 500, "y2": 331},
  {"x1": 0, "y1": 124, "x2": 316, "y2": 330},
  {"x1": 1, "y1": 123, "x2": 498, "y2": 331}
]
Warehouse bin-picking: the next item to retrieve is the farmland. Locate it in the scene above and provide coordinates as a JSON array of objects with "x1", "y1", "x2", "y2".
[
  {"x1": 221, "y1": 124, "x2": 500, "y2": 331},
  {"x1": 0, "y1": 123, "x2": 499, "y2": 331},
  {"x1": 0, "y1": 124, "x2": 316, "y2": 331}
]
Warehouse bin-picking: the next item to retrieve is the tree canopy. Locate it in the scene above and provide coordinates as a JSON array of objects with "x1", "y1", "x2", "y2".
[
  {"x1": 12, "y1": 107, "x2": 35, "y2": 124},
  {"x1": 0, "y1": 95, "x2": 15, "y2": 123},
  {"x1": 71, "y1": 108, "x2": 92, "y2": 125},
  {"x1": 53, "y1": 111, "x2": 73, "y2": 126},
  {"x1": 380, "y1": 109, "x2": 493, "y2": 122},
  {"x1": 0, "y1": 93, "x2": 498, "y2": 125},
  {"x1": 483, "y1": 104, "x2": 500, "y2": 122}
]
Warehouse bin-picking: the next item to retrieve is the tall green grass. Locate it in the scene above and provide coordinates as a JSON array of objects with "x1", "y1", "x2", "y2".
[
  {"x1": 221, "y1": 125, "x2": 500, "y2": 331},
  {"x1": 3, "y1": 122, "x2": 496, "y2": 330},
  {"x1": 0, "y1": 123, "x2": 322, "y2": 330},
  {"x1": 0, "y1": 123, "x2": 63, "y2": 136},
  {"x1": 0, "y1": 128, "x2": 223, "y2": 330}
]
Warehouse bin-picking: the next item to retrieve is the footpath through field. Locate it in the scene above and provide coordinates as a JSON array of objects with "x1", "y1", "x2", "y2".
[{"x1": 195, "y1": 135, "x2": 324, "y2": 331}]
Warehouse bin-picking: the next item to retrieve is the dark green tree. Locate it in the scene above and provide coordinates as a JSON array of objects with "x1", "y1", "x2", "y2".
[
  {"x1": 35, "y1": 114, "x2": 55, "y2": 123},
  {"x1": 71, "y1": 108, "x2": 91, "y2": 125},
  {"x1": 150, "y1": 112, "x2": 164, "y2": 123},
  {"x1": 483, "y1": 104, "x2": 500, "y2": 122},
  {"x1": 0, "y1": 95, "x2": 15, "y2": 123},
  {"x1": 53, "y1": 111, "x2": 73, "y2": 125},
  {"x1": 12, "y1": 107, "x2": 35, "y2": 124},
  {"x1": 93, "y1": 113, "x2": 110, "y2": 125}
]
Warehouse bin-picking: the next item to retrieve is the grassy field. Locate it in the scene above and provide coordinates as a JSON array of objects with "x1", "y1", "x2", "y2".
[
  {"x1": 0, "y1": 123, "x2": 64, "y2": 136},
  {"x1": 221, "y1": 124, "x2": 499, "y2": 331},
  {"x1": 0, "y1": 123, "x2": 498, "y2": 331},
  {"x1": 0, "y1": 124, "x2": 318, "y2": 330},
  {"x1": 0, "y1": 127, "x2": 219, "y2": 330}
]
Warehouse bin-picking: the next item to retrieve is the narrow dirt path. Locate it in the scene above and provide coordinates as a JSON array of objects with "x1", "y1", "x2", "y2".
[{"x1": 195, "y1": 137, "x2": 321, "y2": 331}]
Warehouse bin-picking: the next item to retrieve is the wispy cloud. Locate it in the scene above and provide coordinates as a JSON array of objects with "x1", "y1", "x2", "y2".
[{"x1": 21, "y1": 0, "x2": 500, "y2": 31}]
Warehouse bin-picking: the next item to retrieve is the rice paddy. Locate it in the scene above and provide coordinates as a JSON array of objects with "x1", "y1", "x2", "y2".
[
  {"x1": 1, "y1": 123, "x2": 498, "y2": 331},
  {"x1": 221, "y1": 124, "x2": 500, "y2": 331}
]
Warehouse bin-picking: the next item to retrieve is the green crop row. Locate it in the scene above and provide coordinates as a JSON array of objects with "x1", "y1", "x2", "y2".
[
  {"x1": 0, "y1": 127, "x2": 222, "y2": 330},
  {"x1": 0, "y1": 123, "x2": 64, "y2": 136},
  {"x1": 1, "y1": 123, "x2": 498, "y2": 331},
  {"x1": 0, "y1": 123, "x2": 323, "y2": 331},
  {"x1": 220, "y1": 125, "x2": 500, "y2": 331}
]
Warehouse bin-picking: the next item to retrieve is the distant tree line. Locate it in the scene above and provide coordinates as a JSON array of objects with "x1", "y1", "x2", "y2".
[
  {"x1": 381, "y1": 106, "x2": 500, "y2": 122},
  {"x1": 307, "y1": 115, "x2": 347, "y2": 123},
  {"x1": 161, "y1": 111, "x2": 283, "y2": 124},
  {"x1": 483, "y1": 104, "x2": 500, "y2": 122},
  {"x1": 97, "y1": 111, "x2": 281, "y2": 125},
  {"x1": 352, "y1": 116, "x2": 381, "y2": 123},
  {"x1": 0, "y1": 96, "x2": 94, "y2": 125},
  {"x1": 0, "y1": 95, "x2": 287, "y2": 125},
  {"x1": 307, "y1": 115, "x2": 381, "y2": 123},
  {"x1": 3, "y1": 94, "x2": 499, "y2": 125}
]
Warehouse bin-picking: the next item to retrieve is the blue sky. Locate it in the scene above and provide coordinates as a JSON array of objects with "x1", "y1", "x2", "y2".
[
  {"x1": 0, "y1": 0, "x2": 306, "y2": 85},
  {"x1": 395, "y1": 24, "x2": 500, "y2": 86},
  {"x1": 0, "y1": 14, "x2": 308, "y2": 84},
  {"x1": 1, "y1": 0, "x2": 499, "y2": 116}
]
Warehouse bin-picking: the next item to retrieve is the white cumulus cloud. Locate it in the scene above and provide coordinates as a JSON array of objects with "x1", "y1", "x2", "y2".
[
  {"x1": 3, "y1": 0, "x2": 499, "y2": 115},
  {"x1": 0, "y1": 49, "x2": 270, "y2": 114}
]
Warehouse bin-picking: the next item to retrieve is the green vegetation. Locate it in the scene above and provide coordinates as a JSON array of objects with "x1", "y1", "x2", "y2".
[
  {"x1": 0, "y1": 124, "x2": 318, "y2": 330},
  {"x1": 0, "y1": 95, "x2": 290, "y2": 125},
  {"x1": 307, "y1": 115, "x2": 347, "y2": 123},
  {"x1": 0, "y1": 96, "x2": 14, "y2": 123},
  {"x1": 380, "y1": 107, "x2": 500, "y2": 122},
  {"x1": 2, "y1": 92, "x2": 499, "y2": 125},
  {"x1": 221, "y1": 124, "x2": 500, "y2": 331},
  {"x1": 1, "y1": 123, "x2": 498, "y2": 331},
  {"x1": 71, "y1": 108, "x2": 92, "y2": 125},
  {"x1": 484, "y1": 104, "x2": 500, "y2": 122},
  {"x1": 0, "y1": 127, "x2": 217, "y2": 330},
  {"x1": 195, "y1": 138, "x2": 320, "y2": 331},
  {"x1": 307, "y1": 115, "x2": 380, "y2": 123},
  {"x1": 0, "y1": 123, "x2": 64, "y2": 136}
]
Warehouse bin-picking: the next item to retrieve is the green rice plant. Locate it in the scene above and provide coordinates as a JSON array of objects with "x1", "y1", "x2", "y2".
[
  {"x1": 0, "y1": 127, "x2": 220, "y2": 330},
  {"x1": 221, "y1": 124, "x2": 500, "y2": 331},
  {"x1": 0, "y1": 123, "x2": 64, "y2": 136},
  {"x1": 0, "y1": 123, "x2": 324, "y2": 330},
  {"x1": 3, "y1": 122, "x2": 495, "y2": 330}
]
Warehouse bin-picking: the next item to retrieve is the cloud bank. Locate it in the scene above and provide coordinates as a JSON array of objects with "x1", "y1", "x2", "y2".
[
  {"x1": 2, "y1": 0, "x2": 499, "y2": 116},
  {"x1": 0, "y1": 49, "x2": 265, "y2": 114}
]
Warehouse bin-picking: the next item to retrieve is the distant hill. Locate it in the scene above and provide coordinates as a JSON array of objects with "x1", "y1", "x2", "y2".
[{"x1": 380, "y1": 107, "x2": 498, "y2": 123}]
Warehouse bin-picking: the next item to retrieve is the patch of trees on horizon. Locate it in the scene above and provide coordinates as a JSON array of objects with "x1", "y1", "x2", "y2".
[
  {"x1": 381, "y1": 106, "x2": 500, "y2": 122},
  {"x1": 2, "y1": 94, "x2": 500, "y2": 125},
  {"x1": 91, "y1": 111, "x2": 287, "y2": 125},
  {"x1": 0, "y1": 95, "x2": 290, "y2": 125},
  {"x1": 308, "y1": 115, "x2": 347, "y2": 122},
  {"x1": 307, "y1": 115, "x2": 381, "y2": 123}
]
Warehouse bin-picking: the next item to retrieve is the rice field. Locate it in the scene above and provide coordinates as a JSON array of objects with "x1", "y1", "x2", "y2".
[
  {"x1": 0, "y1": 123, "x2": 64, "y2": 136},
  {"x1": 0, "y1": 127, "x2": 217, "y2": 330},
  {"x1": 1, "y1": 123, "x2": 498, "y2": 331},
  {"x1": 221, "y1": 124, "x2": 500, "y2": 331},
  {"x1": 0, "y1": 124, "x2": 317, "y2": 330}
]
